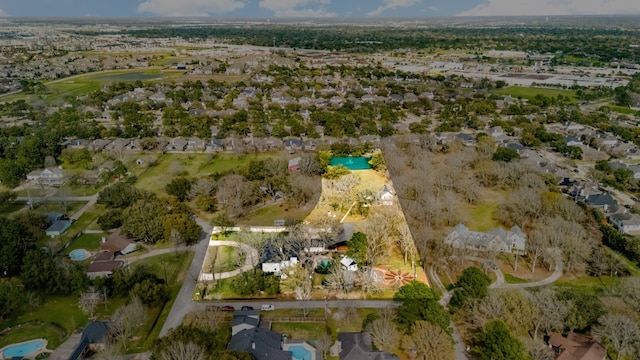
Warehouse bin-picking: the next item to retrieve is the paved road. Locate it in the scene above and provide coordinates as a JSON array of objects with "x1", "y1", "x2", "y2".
[
  {"x1": 159, "y1": 216, "x2": 211, "y2": 337},
  {"x1": 199, "y1": 299, "x2": 399, "y2": 310}
]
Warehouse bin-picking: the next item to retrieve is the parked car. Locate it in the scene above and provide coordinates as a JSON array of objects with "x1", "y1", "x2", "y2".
[
  {"x1": 261, "y1": 304, "x2": 275, "y2": 311},
  {"x1": 241, "y1": 306, "x2": 254, "y2": 311},
  {"x1": 221, "y1": 306, "x2": 235, "y2": 312}
]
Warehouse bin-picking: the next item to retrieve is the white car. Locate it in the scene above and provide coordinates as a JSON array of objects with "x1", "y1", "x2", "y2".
[{"x1": 261, "y1": 304, "x2": 275, "y2": 311}]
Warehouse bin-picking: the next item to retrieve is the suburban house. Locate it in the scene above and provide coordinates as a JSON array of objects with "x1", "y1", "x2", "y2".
[
  {"x1": 340, "y1": 256, "x2": 358, "y2": 271},
  {"x1": 87, "y1": 260, "x2": 124, "y2": 279},
  {"x1": 547, "y1": 332, "x2": 606, "y2": 360},
  {"x1": 228, "y1": 312, "x2": 293, "y2": 360},
  {"x1": 608, "y1": 212, "x2": 640, "y2": 235},
  {"x1": 378, "y1": 185, "x2": 394, "y2": 206},
  {"x1": 331, "y1": 332, "x2": 399, "y2": 360},
  {"x1": 444, "y1": 223, "x2": 527, "y2": 255},
  {"x1": 228, "y1": 309, "x2": 319, "y2": 360},
  {"x1": 100, "y1": 229, "x2": 138, "y2": 255},
  {"x1": 232, "y1": 310, "x2": 260, "y2": 336},
  {"x1": 583, "y1": 193, "x2": 618, "y2": 213},
  {"x1": 262, "y1": 257, "x2": 299, "y2": 278},
  {"x1": 26, "y1": 167, "x2": 68, "y2": 185},
  {"x1": 67, "y1": 321, "x2": 110, "y2": 360},
  {"x1": 284, "y1": 138, "x2": 303, "y2": 153}
]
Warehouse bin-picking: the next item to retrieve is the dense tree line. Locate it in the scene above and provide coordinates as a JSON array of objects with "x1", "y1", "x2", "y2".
[{"x1": 123, "y1": 25, "x2": 640, "y2": 63}]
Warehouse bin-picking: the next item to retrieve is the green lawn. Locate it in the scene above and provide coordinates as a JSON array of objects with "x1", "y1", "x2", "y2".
[
  {"x1": 135, "y1": 153, "x2": 278, "y2": 195},
  {"x1": 64, "y1": 233, "x2": 104, "y2": 253},
  {"x1": 494, "y1": 86, "x2": 578, "y2": 103},
  {"x1": 503, "y1": 273, "x2": 529, "y2": 284},
  {"x1": 0, "y1": 322, "x2": 64, "y2": 349},
  {"x1": 464, "y1": 201, "x2": 500, "y2": 233},
  {"x1": 0, "y1": 201, "x2": 27, "y2": 216},
  {"x1": 271, "y1": 322, "x2": 326, "y2": 340},
  {"x1": 237, "y1": 202, "x2": 314, "y2": 226}
]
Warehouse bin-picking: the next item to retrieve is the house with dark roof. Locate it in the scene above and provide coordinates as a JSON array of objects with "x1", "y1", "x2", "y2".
[
  {"x1": 100, "y1": 229, "x2": 137, "y2": 255},
  {"x1": 547, "y1": 332, "x2": 606, "y2": 360},
  {"x1": 87, "y1": 260, "x2": 124, "y2": 280},
  {"x1": 232, "y1": 310, "x2": 260, "y2": 335},
  {"x1": 67, "y1": 321, "x2": 109, "y2": 360},
  {"x1": 333, "y1": 332, "x2": 399, "y2": 360},
  {"x1": 228, "y1": 310, "x2": 292, "y2": 360},
  {"x1": 444, "y1": 223, "x2": 526, "y2": 255},
  {"x1": 584, "y1": 193, "x2": 618, "y2": 213}
]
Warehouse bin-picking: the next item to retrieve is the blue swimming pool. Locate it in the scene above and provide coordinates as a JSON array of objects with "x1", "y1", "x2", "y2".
[
  {"x1": 69, "y1": 249, "x2": 89, "y2": 261},
  {"x1": 289, "y1": 345, "x2": 312, "y2": 360},
  {"x1": 2, "y1": 339, "x2": 45, "y2": 358}
]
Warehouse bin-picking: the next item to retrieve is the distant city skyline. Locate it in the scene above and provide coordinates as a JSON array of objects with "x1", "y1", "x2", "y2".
[{"x1": 0, "y1": 0, "x2": 638, "y2": 18}]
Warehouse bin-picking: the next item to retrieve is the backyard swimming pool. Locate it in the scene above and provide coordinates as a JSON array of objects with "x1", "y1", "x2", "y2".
[
  {"x1": 289, "y1": 345, "x2": 312, "y2": 360},
  {"x1": 2, "y1": 339, "x2": 45, "y2": 358},
  {"x1": 69, "y1": 249, "x2": 90, "y2": 261}
]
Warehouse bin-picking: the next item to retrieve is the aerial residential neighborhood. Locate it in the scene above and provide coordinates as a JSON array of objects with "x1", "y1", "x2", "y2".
[{"x1": 1, "y1": 11, "x2": 640, "y2": 360}]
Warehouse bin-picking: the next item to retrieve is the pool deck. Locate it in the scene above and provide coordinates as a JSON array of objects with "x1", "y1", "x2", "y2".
[{"x1": 0, "y1": 338, "x2": 48, "y2": 360}]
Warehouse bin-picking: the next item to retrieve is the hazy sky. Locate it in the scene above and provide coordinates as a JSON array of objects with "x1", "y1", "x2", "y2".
[{"x1": 0, "y1": 0, "x2": 638, "y2": 18}]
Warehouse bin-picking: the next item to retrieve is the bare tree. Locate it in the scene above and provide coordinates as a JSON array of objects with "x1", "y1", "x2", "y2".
[
  {"x1": 527, "y1": 288, "x2": 569, "y2": 341},
  {"x1": 190, "y1": 308, "x2": 224, "y2": 333},
  {"x1": 217, "y1": 174, "x2": 253, "y2": 217},
  {"x1": 527, "y1": 223, "x2": 550, "y2": 273},
  {"x1": 524, "y1": 338, "x2": 555, "y2": 360},
  {"x1": 316, "y1": 334, "x2": 332, "y2": 360},
  {"x1": 94, "y1": 340, "x2": 123, "y2": 360},
  {"x1": 593, "y1": 314, "x2": 640, "y2": 360},
  {"x1": 367, "y1": 307, "x2": 400, "y2": 352},
  {"x1": 188, "y1": 177, "x2": 216, "y2": 200},
  {"x1": 158, "y1": 341, "x2": 206, "y2": 360},
  {"x1": 397, "y1": 222, "x2": 417, "y2": 267},
  {"x1": 294, "y1": 281, "x2": 313, "y2": 318},
  {"x1": 325, "y1": 268, "x2": 353, "y2": 294},
  {"x1": 355, "y1": 271, "x2": 382, "y2": 294},
  {"x1": 79, "y1": 286, "x2": 102, "y2": 318},
  {"x1": 403, "y1": 320, "x2": 454, "y2": 360},
  {"x1": 110, "y1": 296, "x2": 147, "y2": 346}
]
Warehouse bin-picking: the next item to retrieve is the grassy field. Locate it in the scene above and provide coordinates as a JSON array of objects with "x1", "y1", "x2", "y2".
[
  {"x1": 503, "y1": 273, "x2": 529, "y2": 284},
  {"x1": 271, "y1": 322, "x2": 326, "y2": 340},
  {"x1": 463, "y1": 201, "x2": 500, "y2": 233},
  {"x1": 494, "y1": 86, "x2": 578, "y2": 103},
  {"x1": 0, "y1": 201, "x2": 27, "y2": 216},
  {"x1": 237, "y1": 202, "x2": 315, "y2": 226},
  {"x1": 203, "y1": 245, "x2": 245, "y2": 273},
  {"x1": 135, "y1": 153, "x2": 279, "y2": 195},
  {"x1": 0, "y1": 68, "x2": 179, "y2": 104}
]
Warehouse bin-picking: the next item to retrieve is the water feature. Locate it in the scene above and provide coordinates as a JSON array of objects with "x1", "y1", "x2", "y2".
[
  {"x1": 2, "y1": 340, "x2": 45, "y2": 358},
  {"x1": 69, "y1": 249, "x2": 90, "y2": 261},
  {"x1": 288, "y1": 345, "x2": 313, "y2": 360}
]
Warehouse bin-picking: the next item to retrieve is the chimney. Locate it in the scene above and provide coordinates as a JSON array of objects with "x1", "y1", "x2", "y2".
[{"x1": 102, "y1": 237, "x2": 106, "y2": 243}]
